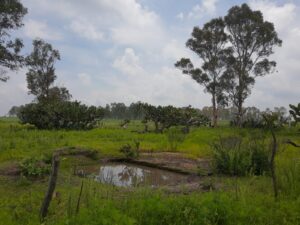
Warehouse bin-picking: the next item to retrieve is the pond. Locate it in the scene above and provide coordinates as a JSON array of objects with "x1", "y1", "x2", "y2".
[{"x1": 75, "y1": 163, "x2": 189, "y2": 187}]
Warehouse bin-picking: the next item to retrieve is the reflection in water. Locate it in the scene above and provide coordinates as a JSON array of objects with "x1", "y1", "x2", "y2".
[{"x1": 76, "y1": 163, "x2": 187, "y2": 187}]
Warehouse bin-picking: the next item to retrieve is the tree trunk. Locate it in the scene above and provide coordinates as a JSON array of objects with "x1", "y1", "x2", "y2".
[
  {"x1": 236, "y1": 71, "x2": 244, "y2": 128},
  {"x1": 212, "y1": 93, "x2": 218, "y2": 127},
  {"x1": 237, "y1": 101, "x2": 243, "y2": 128}
]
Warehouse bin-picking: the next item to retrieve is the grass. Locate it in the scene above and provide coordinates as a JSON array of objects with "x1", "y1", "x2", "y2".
[
  {"x1": 0, "y1": 117, "x2": 300, "y2": 224},
  {"x1": 0, "y1": 118, "x2": 239, "y2": 162}
]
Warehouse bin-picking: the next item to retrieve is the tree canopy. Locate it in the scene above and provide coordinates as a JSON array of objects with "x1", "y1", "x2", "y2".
[
  {"x1": 176, "y1": 3, "x2": 282, "y2": 127},
  {"x1": 0, "y1": 0, "x2": 27, "y2": 81},
  {"x1": 223, "y1": 3, "x2": 282, "y2": 126},
  {"x1": 175, "y1": 18, "x2": 230, "y2": 127},
  {"x1": 26, "y1": 39, "x2": 71, "y2": 102}
]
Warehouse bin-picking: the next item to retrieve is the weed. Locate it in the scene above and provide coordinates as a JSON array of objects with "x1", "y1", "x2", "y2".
[{"x1": 19, "y1": 157, "x2": 51, "y2": 177}]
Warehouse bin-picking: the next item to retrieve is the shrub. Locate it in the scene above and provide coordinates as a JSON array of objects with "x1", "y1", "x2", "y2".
[
  {"x1": 211, "y1": 136, "x2": 251, "y2": 176},
  {"x1": 17, "y1": 101, "x2": 104, "y2": 130},
  {"x1": 19, "y1": 157, "x2": 51, "y2": 177},
  {"x1": 119, "y1": 141, "x2": 140, "y2": 159},
  {"x1": 212, "y1": 135, "x2": 270, "y2": 176}
]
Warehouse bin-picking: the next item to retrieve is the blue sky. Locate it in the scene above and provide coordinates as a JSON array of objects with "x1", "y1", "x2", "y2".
[{"x1": 1, "y1": 0, "x2": 300, "y2": 115}]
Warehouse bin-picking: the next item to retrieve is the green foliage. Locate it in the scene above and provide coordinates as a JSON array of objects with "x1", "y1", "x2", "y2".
[
  {"x1": 17, "y1": 101, "x2": 105, "y2": 130},
  {"x1": 19, "y1": 157, "x2": 51, "y2": 177},
  {"x1": 120, "y1": 119, "x2": 130, "y2": 128},
  {"x1": 0, "y1": 0, "x2": 27, "y2": 82},
  {"x1": 223, "y1": 3, "x2": 282, "y2": 125},
  {"x1": 166, "y1": 126, "x2": 186, "y2": 151},
  {"x1": 142, "y1": 103, "x2": 210, "y2": 133},
  {"x1": 212, "y1": 135, "x2": 270, "y2": 176},
  {"x1": 277, "y1": 157, "x2": 300, "y2": 197},
  {"x1": 25, "y1": 39, "x2": 68, "y2": 102},
  {"x1": 67, "y1": 203, "x2": 135, "y2": 225},
  {"x1": 0, "y1": 119, "x2": 300, "y2": 224},
  {"x1": 248, "y1": 135, "x2": 269, "y2": 175},
  {"x1": 212, "y1": 136, "x2": 252, "y2": 176},
  {"x1": 289, "y1": 103, "x2": 300, "y2": 126},
  {"x1": 8, "y1": 106, "x2": 21, "y2": 117},
  {"x1": 175, "y1": 18, "x2": 230, "y2": 126},
  {"x1": 119, "y1": 141, "x2": 140, "y2": 159}
]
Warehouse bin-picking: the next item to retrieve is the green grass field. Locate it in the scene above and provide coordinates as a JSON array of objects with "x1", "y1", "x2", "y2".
[{"x1": 0, "y1": 118, "x2": 300, "y2": 224}]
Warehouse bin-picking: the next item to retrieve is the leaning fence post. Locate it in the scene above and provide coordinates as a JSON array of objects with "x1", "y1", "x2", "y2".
[{"x1": 39, "y1": 153, "x2": 60, "y2": 222}]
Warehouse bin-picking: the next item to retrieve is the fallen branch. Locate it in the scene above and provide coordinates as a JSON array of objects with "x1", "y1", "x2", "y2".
[{"x1": 285, "y1": 139, "x2": 300, "y2": 148}]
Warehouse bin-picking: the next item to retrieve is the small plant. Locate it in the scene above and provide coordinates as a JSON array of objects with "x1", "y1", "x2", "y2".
[
  {"x1": 119, "y1": 141, "x2": 140, "y2": 159},
  {"x1": 19, "y1": 157, "x2": 51, "y2": 177},
  {"x1": 166, "y1": 126, "x2": 186, "y2": 151}
]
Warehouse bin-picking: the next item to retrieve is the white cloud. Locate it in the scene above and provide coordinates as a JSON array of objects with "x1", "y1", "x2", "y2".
[
  {"x1": 249, "y1": 0, "x2": 296, "y2": 32},
  {"x1": 245, "y1": 0, "x2": 300, "y2": 109},
  {"x1": 24, "y1": 19, "x2": 62, "y2": 40},
  {"x1": 108, "y1": 48, "x2": 209, "y2": 107},
  {"x1": 179, "y1": 0, "x2": 219, "y2": 20},
  {"x1": 25, "y1": 0, "x2": 165, "y2": 49},
  {"x1": 70, "y1": 18, "x2": 104, "y2": 41},
  {"x1": 113, "y1": 48, "x2": 143, "y2": 76},
  {"x1": 162, "y1": 39, "x2": 192, "y2": 61}
]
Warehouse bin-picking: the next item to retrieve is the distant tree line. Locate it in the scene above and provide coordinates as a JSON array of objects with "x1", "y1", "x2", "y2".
[{"x1": 103, "y1": 102, "x2": 145, "y2": 120}]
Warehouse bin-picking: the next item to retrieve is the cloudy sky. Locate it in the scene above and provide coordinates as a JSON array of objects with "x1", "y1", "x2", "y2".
[{"x1": 1, "y1": 0, "x2": 299, "y2": 115}]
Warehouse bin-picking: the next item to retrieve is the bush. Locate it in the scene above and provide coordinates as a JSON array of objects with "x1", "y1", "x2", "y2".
[
  {"x1": 248, "y1": 134, "x2": 269, "y2": 175},
  {"x1": 17, "y1": 101, "x2": 104, "y2": 130},
  {"x1": 19, "y1": 157, "x2": 51, "y2": 177},
  {"x1": 119, "y1": 141, "x2": 140, "y2": 159},
  {"x1": 212, "y1": 136, "x2": 252, "y2": 176},
  {"x1": 212, "y1": 135, "x2": 270, "y2": 176}
]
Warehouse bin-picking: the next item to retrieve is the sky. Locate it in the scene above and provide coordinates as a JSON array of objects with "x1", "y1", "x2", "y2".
[{"x1": 1, "y1": 0, "x2": 299, "y2": 115}]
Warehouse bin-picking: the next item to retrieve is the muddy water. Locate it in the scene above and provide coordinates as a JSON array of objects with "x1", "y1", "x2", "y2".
[{"x1": 75, "y1": 163, "x2": 188, "y2": 187}]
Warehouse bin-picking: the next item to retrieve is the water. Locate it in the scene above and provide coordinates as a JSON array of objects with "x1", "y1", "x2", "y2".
[{"x1": 75, "y1": 163, "x2": 188, "y2": 187}]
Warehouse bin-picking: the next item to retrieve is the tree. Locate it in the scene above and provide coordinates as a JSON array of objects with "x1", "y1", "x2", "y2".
[
  {"x1": 175, "y1": 18, "x2": 230, "y2": 127},
  {"x1": 18, "y1": 101, "x2": 105, "y2": 130},
  {"x1": 8, "y1": 105, "x2": 21, "y2": 116},
  {"x1": 289, "y1": 103, "x2": 300, "y2": 126},
  {"x1": 179, "y1": 106, "x2": 210, "y2": 133},
  {"x1": 26, "y1": 39, "x2": 69, "y2": 102},
  {"x1": 141, "y1": 103, "x2": 209, "y2": 133},
  {"x1": 0, "y1": 0, "x2": 27, "y2": 81},
  {"x1": 47, "y1": 86, "x2": 71, "y2": 103},
  {"x1": 110, "y1": 102, "x2": 127, "y2": 119},
  {"x1": 223, "y1": 4, "x2": 282, "y2": 126}
]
